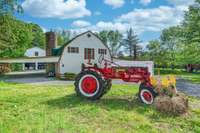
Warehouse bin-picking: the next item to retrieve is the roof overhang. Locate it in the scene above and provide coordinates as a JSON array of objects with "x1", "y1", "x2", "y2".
[{"x1": 0, "y1": 56, "x2": 59, "y2": 63}]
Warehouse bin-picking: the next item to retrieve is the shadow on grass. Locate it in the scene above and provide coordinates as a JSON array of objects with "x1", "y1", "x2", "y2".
[
  {"x1": 44, "y1": 93, "x2": 150, "y2": 113},
  {"x1": 43, "y1": 94, "x2": 183, "y2": 119}
]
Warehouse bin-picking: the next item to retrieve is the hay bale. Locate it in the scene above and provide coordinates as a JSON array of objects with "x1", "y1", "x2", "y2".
[
  {"x1": 154, "y1": 93, "x2": 188, "y2": 115},
  {"x1": 171, "y1": 94, "x2": 188, "y2": 114},
  {"x1": 154, "y1": 96, "x2": 173, "y2": 113}
]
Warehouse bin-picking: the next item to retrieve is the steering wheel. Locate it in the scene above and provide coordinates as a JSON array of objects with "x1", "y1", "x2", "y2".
[{"x1": 98, "y1": 54, "x2": 104, "y2": 64}]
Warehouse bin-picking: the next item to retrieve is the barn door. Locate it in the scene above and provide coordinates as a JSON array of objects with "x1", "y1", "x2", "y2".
[{"x1": 84, "y1": 48, "x2": 95, "y2": 60}]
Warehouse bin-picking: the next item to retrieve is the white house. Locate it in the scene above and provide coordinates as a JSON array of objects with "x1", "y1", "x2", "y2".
[
  {"x1": 52, "y1": 31, "x2": 112, "y2": 77},
  {"x1": 24, "y1": 47, "x2": 46, "y2": 70}
]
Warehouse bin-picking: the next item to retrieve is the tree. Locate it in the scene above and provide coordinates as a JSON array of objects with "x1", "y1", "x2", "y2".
[
  {"x1": 56, "y1": 30, "x2": 71, "y2": 46},
  {"x1": 181, "y1": 0, "x2": 200, "y2": 65},
  {"x1": 0, "y1": 15, "x2": 33, "y2": 57},
  {"x1": 122, "y1": 28, "x2": 140, "y2": 60},
  {"x1": 30, "y1": 23, "x2": 45, "y2": 48},
  {"x1": 98, "y1": 30, "x2": 123, "y2": 57},
  {"x1": 107, "y1": 30, "x2": 123, "y2": 57},
  {"x1": 0, "y1": 0, "x2": 23, "y2": 16},
  {"x1": 160, "y1": 26, "x2": 183, "y2": 68},
  {"x1": 98, "y1": 30, "x2": 109, "y2": 45},
  {"x1": 0, "y1": 15, "x2": 45, "y2": 58},
  {"x1": 117, "y1": 51, "x2": 124, "y2": 58},
  {"x1": 145, "y1": 0, "x2": 200, "y2": 70},
  {"x1": 146, "y1": 40, "x2": 167, "y2": 67}
]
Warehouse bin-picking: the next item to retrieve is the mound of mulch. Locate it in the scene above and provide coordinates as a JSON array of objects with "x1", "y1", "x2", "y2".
[{"x1": 154, "y1": 93, "x2": 189, "y2": 115}]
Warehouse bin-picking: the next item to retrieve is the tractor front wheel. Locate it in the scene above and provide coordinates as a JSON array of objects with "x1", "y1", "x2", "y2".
[
  {"x1": 139, "y1": 84, "x2": 157, "y2": 105},
  {"x1": 74, "y1": 70, "x2": 104, "y2": 100}
]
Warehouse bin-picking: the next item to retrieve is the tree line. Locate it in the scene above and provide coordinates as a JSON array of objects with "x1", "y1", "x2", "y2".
[
  {"x1": 98, "y1": 0, "x2": 200, "y2": 70},
  {"x1": 0, "y1": 0, "x2": 45, "y2": 58},
  {"x1": 1, "y1": 0, "x2": 200, "y2": 71},
  {"x1": 145, "y1": 0, "x2": 200, "y2": 69},
  {"x1": 98, "y1": 29, "x2": 141, "y2": 60}
]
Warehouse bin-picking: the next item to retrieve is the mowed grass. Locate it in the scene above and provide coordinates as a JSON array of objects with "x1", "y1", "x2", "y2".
[
  {"x1": 154, "y1": 68, "x2": 200, "y2": 84},
  {"x1": 0, "y1": 82, "x2": 200, "y2": 133},
  {"x1": 179, "y1": 74, "x2": 200, "y2": 84}
]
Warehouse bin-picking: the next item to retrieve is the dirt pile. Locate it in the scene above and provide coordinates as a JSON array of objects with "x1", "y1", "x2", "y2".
[{"x1": 154, "y1": 93, "x2": 188, "y2": 115}]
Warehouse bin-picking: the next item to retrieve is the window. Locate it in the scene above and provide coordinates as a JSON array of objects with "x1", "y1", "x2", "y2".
[
  {"x1": 68, "y1": 47, "x2": 79, "y2": 53},
  {"x1": 84, "y1": 48, "x2": 95, "y2": 59},
  {"x1": 35, "y1": 51, "x2": 39, "y2": 56},
  {"x1": 98, "y1": 49, "x2": 107, "y2": 55}
]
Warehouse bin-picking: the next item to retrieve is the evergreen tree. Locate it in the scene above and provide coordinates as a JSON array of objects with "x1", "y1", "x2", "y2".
[{"x1": 122, "y1": 28, "x2": 140, "y2": 60}]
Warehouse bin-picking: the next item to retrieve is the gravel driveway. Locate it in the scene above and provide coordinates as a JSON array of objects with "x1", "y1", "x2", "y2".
[{"x1": 1, "y1": 76, "x2": 200, "y2": 98}]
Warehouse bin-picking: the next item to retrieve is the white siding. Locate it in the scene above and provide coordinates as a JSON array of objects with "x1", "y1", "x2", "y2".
[
  {"x1": 113, "y1": 59, "x2": 154, "y2": 76},
  {"x1": 59, "y1": 32, "x2": 111, "y2": 74}
]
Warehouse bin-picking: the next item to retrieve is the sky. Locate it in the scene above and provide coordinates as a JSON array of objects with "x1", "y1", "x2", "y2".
[{"x1": 15, "y1": 0, "x2": 195, "y2": 44}]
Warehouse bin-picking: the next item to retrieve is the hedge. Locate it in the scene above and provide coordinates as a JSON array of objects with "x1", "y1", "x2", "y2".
[{"x1": 64, "y1": 72, "x2": 76, "y2": 80}]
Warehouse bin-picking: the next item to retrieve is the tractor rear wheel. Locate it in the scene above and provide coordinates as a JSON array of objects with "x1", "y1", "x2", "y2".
[
  {"x1": 103, "y1": 79, "x2": 112, "y2": 94},
  {"x1": 74, "y1": 70, "x2": 105, "y2": 100},
  {"x1": 139, "y1": 83, "x2": 157, "y2": 105}
]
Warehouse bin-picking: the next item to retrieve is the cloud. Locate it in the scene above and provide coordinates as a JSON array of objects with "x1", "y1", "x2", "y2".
[
  {"x1": 70, "y1": 21, "x2": 130, "y2": 35},
  {"x1": 167, "y1": 0, "x2": 194, "y2": 6},
  {"x1": 96, "y1": 21, "x2": 129, "y2": 33},
  {"x1": 104, "y1": 0, "x2": 125, "y2": 8},
  {"x1": 117, "y1": 5, "x2": 189, "y2": 33},
  {"x1": 72, "y1": 20, "x2": 91, "y2": 28},
  {"x1": 22, "y1": 0, "x2": 91, "y2": 19},
  {"x1": 70, "y1": 0, "x2": 194, "y2": 36},
  {"x1": 140, "y1": 0, "x2": 152, "y2": 5}
]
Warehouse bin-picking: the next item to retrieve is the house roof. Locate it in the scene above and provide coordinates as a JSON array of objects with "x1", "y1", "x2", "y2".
[
  {"x1": 52, "y1": 31, "x2": 111, "y2": 57},
  {"x1": 25, "y1": 46, "x2": 46, "y2": 57},
  {"x1": 26, "y1": 46, "x2": 45, "y2": 52}
]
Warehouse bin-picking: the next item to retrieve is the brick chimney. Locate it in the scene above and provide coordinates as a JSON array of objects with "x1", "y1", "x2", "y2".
[
  {"x1": 46, "y1": 32, "x2": 57, "y2": 56},
  {"x1": 45, "y1": 32, "x2": 57, "y2": 77}
]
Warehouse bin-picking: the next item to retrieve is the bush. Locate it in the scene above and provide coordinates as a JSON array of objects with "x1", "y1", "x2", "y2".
[
  {"x1": 0, "y1": 65, "x2": 11, "y2": 75},
  {"x1": 154, "y1": 68, "x2": 184, "y2": 75},
  {"x1": 11, "y1": 64, "x2": 23, "y2": 71},
  {"x1": 64, "y1": 72, "x2": 76, "y2": 80}
]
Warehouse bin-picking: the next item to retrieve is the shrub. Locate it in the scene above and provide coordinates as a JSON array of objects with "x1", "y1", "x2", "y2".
[
  {"x1": 0, "y1": 64, "x2": 11, "y2": 75},
  {"x1": 154, "y1": 68, "x2": 184, "y2": 75},
  {"x1": 11, "y1": 63, "x2": 23, "y2": 71},
  {"x1": 64, "y1": 72, "x2": 76, "y2": 80}
]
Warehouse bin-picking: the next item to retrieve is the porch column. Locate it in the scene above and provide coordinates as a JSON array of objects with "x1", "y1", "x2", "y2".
[
  {"x1": 22, "y1": 63, "x2": 25, "y2": 71},
  {"x1": 35, "y1": 62, "x2": 38, "y2": 70}
]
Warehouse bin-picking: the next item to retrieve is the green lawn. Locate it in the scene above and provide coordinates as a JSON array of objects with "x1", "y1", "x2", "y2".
[
  {"x1": 154, "y1": 68, "x2": 200, "y2": 84},
  {"x1": 179, "y1": 73, "x2": 200, "y2": 84},
  {"x1": 0, "y1": 82, "x2": 200, "y2": 133}
]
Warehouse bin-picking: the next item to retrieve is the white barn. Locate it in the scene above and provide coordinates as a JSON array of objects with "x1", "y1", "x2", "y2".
[{"x1": 53, "y1": 31, "x2": 112, "y2": 77}]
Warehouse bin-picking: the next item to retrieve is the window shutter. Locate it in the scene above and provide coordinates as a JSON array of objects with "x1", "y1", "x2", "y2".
[
  {"x1": 89, "y1": 49, "x2": 91, "y2": 59},
  {"x1": 84, "y1": 48, "x2": 86, "y2": 59},
  {"x1": 92, "y1": 49, "x2": 94, "y2": 59}
]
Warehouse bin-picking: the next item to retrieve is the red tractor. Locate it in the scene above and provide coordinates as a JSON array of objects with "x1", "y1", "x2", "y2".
[{"x1": 74, "y1": 56, "x2": 157, "y2": 105}]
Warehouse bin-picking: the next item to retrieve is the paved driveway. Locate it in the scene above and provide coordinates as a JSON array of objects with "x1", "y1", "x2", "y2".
[
  {"x1": 176, "y1": 79, "x2": 200, "y2": 97},
  {"x1": 1, "y1": 76, "x2": 200, "y2": 98},
  {"x1": 1, "y1": 76, "x2": 134, "y2": 85}
]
